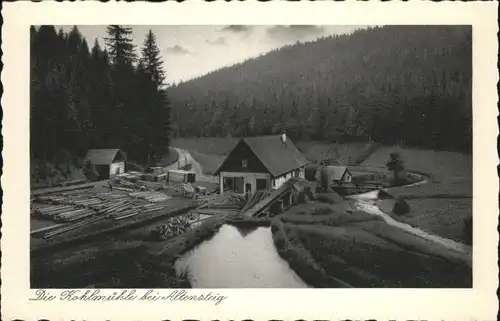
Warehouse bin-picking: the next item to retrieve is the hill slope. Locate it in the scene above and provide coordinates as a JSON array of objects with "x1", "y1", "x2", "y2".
[{"x1": 169, "y1": 25, "x2": 472, "y2": 153}]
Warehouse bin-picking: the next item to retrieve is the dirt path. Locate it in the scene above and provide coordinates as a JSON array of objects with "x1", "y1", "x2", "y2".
[{"x1": 167, "y1": 148, "x2": 217, "y2": 183}]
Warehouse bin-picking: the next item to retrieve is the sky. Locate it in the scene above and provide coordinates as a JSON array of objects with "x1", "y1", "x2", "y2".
[{"x1": 63, "y1": 25, "x2": 368, "y2": 84}]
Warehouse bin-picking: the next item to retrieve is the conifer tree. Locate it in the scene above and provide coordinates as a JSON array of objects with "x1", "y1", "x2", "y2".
[
  {"x1": 140, "y1": 29, "x2": 166, "y2": 88},
  {"x1": 104, "y1": 25, "x2": 136, "y2": 67}
]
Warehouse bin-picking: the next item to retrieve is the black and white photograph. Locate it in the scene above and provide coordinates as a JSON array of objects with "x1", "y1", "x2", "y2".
[{"x1": 28, "y1": 23, "x2": 476, "y2": 289}]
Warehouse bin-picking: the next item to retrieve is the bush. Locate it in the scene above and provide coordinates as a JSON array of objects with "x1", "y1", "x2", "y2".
[
  {"x1": 378, "y1": 190, "x2": 393, "y2": 200},
  {"x1": 316, "y1": 192, "x2": 344, "y2": 204},
  {"x1": 463, "y1": 216, "x2": 472, "y2": 245},
  {"x1": 393, "y1": 197, "x2": 410, "y2": 215}
]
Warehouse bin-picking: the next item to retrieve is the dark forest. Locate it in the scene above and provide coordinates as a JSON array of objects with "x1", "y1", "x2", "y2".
[
  {"x1": 30, "y1": 25, "x2": 472, "y2": 171},
  {"x1": 30, "y1": 25, "x2": 171, "y2": 165},
  {"x1": 169, "y1": 25, "x2": 472, "y2": 153}
]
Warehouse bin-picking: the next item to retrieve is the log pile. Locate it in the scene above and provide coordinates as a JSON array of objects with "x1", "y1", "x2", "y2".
[
  {"x1": 35, "y1": 205, "x2": 96, "y2": 222},
  {"x1": 108, "y1": 203, "x2": 166, "y2": 221},
  {"x1": 40, "y1": 215, "x2": 108, "y2": 239},
  {"x1": 150, "y1": 213, "x2": 197, "y2": 241},
  {"x1": 114, "y1": 179, "x2": 138, "y2": 189},
  {"x1": 129, "y1": 191, "x2": 171, "y2": 203},
  {"x1": 32, "y1": 187, "x2": 171, "y2": 224}
]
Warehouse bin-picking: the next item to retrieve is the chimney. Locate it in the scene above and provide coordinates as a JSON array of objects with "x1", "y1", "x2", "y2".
[{"x1": 281, "y1": 131, "x2": 287, "y2": 143}]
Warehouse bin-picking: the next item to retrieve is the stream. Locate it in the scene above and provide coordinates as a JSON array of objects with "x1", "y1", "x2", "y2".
[
  {"x1": 347, "y1": 180, "x2": 472, "y2": 258},
  {"x1": 174, "y1": 224, "x2": 309, "y2": 288}
]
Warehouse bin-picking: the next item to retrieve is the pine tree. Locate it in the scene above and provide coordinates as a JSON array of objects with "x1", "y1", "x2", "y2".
[
  {"x1": 140, "y1": 29, "x2": 166, "y2": 88},
  {"x1": 104, "y1": 25, "x2": 136, "y2": 67}
]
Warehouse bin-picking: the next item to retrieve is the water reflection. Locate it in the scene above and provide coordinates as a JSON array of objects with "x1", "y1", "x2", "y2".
[{"x1": 175, "y1": 224, "x2": 309, "y2": 288}]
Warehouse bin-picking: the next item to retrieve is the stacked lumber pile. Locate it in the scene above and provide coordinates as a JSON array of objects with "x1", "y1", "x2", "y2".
[
  {"x1": 162, "y1": 183, "x2": 184, "y2": 194},
  {"x1": 114, "y1": 178, "x2": 139, "y2": 189},
  {"x1": 241, "y1": 190, "x2": 270, "y2": 212},
  {"x1": 116, "y1": 172, "x2": 143, "y2": 182},
  {"x1": 35, "y1": 215, "x2": 108, "y2": 239},
  {"x1": 136, "y1": 180, "x2": 165, "y2": 191},
  {"x1": 34, "y1": 204, "x2": 96, "y2": 222},
  {"x1": 194, "y1": 193, "x2": 246, "y2": 214},
  {"x1": 129, "y1": 191, "x2": 171, "y2": 203},
  {"x1": 213, "y1": 193, "x2": 247, "y2": 209},
  {"x1": 105, "y1": 202, "x2": 166, "y2": 221},
  {"x1": 32, "y1": 188, "x2": 169, "y2": 223},
  {"x1": 31, "y1": 201, "x2": 168, "y2": 239}
]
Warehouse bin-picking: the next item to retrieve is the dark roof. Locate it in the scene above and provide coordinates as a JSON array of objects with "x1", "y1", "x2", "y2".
[
  {"x1": 215, "y1": 135, "x2": 310, "y2": 177},
  {"x1": 327, "y1": 166, "x2": 350, "y2": 180},
  {"x1": 84, "y1": 149, "x2": 125, "y2": 165}
]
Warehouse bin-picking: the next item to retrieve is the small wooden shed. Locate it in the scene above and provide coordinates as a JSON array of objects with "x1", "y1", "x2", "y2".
[
  {"x1": 167, "y1": 169, "x2": 196, "y2": 183},
  {"x1": 310, "y1": 165, "x2": 353, "y2": 187},
  {"x1": 84, "y1": 149, "x2": 127, "y2": 180}
]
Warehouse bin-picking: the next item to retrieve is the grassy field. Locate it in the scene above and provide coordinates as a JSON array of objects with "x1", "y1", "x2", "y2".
[
  {"x1": 157, "y1": 147, "x2": 180, "y2": 167},
  {"x1": 171, "y1": 138, "x2": 236, "y2": 175},
  {"x1": 171, "y1": 137, "x2": 238, "y2": 156},
  {"x1": 272, "y1": 201, "x2": 472, "y2": 288},
  {"x1": 378, "y1": 198, "x2": 472, "y2": 244},
  {"x1": 362, "y1": 146, "x2": 472, "y2": 244},
  {"x1": 363, "y1": 146, "x2": 472, "y2": 197},
  {"x1": 189, "y1": 151, "x2": 226, "y2": 175},
  {"x1": 294, "y1": 141, "x2": 373, "y2": 163}
]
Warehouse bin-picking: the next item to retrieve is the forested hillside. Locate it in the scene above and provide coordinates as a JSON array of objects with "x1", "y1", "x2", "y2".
[
  {"x1": 30, "y1": 25, "x2": 171, "y2": 168},
  {"x1": 169, "y1": 25, "x2": 472, "y2": 153}
]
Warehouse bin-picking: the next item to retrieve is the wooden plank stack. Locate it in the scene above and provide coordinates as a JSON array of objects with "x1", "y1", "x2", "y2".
[
  {"x1": 41, "y1": 215, "x2": 108, "y2": 239},
  {"x1": 129, "y1": 191, "x2": 171, "y2": 203},
  {"x1": 35, "y1": 205, "x2": 96, "y2": 222},
  {"x1": 107, "y1": 202, "x2": 165, "y2": 221}
]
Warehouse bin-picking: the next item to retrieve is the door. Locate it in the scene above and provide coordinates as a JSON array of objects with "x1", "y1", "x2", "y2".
[
  {"x1": 245, "y1": 183, "x2": 252, "y2": 198},
  {"x1": 234, "y1": 177, "x2": 244, "y2": 194}
]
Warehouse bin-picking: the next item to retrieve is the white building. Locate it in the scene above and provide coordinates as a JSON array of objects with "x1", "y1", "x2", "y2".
[{"x1": 214, "y1": 133, "x2": 310, "y2": 197}]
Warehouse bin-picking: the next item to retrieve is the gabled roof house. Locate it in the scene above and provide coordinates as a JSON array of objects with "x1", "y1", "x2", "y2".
[
  {"x1": 214, "y1": 133, "x2": 310, "y2": 196},
  {"x1": 84, "y1": 149, "x2": 127, "y2": 180}
]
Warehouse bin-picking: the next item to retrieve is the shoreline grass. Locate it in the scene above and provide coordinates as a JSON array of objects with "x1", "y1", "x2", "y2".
[{"x1": 270, "y1": 201, "x2": 472, "y2": 288}]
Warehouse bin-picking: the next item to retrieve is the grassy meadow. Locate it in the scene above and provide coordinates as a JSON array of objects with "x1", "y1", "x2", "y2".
[
  {"x1": 363, "y1": 146, "x2": 472, "y2": 197},
  {"x1": 271, "y1": 201, "x2": 471, "y2": 288},
  {"x1": 362, "y1": 146, "x2": 472, "y2": 244}
]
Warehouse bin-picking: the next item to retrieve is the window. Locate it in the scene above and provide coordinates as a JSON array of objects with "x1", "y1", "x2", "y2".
[
  {"x1": 241, "y1": 159, "x2": 248, "y2": 168},
  {"x1": 223, "y1": 177, "x2": 234, "y2": 191}
]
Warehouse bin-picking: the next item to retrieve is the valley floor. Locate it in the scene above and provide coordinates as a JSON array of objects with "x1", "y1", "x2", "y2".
[
  {"x1": 172, "y1": 137, "x2": 472, "y2": 246},
  {"x1": 31, "y1": 138, "x2": 473, "y2": 288}
]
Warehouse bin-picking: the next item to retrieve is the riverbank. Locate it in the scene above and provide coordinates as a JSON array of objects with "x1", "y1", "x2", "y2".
[
  {"x1": 359, "y1": 146, "x2": 472, "y2": 244},
  {"x1": 269, "y1": 200, "x2": 472, "y2": 288},
  {"x1": 149, "y1": 196, "x2": 472, "y2": 288}
]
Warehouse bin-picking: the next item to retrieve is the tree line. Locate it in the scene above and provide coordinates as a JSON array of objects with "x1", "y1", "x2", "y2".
[
  {"x1": 168, "y1": 25, "x2": 472, "y2": 153},
  {"x1": 30, "y1": 25, "x2": 171, "y2": 165}
]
